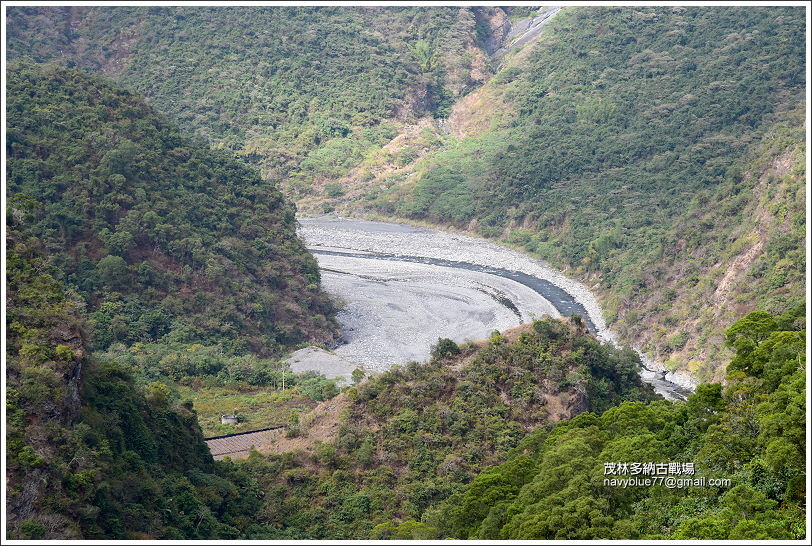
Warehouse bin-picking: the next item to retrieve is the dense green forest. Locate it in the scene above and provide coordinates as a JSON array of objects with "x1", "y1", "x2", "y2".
[
  {"x1": 4, "y1": 60, "x2": 359, "y2": 539},
  {"x1": 4, "y1": 5, "x2": 807, "y2": 541},
  {"x1": 232, "y1": 319, "x2": 656, "y2": 539},
  {"x1": 7, "y1": 63, "x2": 337, "y2": 356},
  {"x1": 6, "y1": 226, "x2": 266, "y2": 539},
  {"x1": 420, "y1": 306, "x2": 806, "y2": 540},
  {"x1": 4, "y1": 65, "x2": 344, "y2": 538},
  {"x1": 5, "y1": 5, "x2": 502, "y2": 183},
  {"x1": 228, "y1": 308, "x2": 803, "y2": 540},
  {"x1": 369, "y1": 6, "x2": 805, "y2": 380},
  {"x1": 7, "y1": 6, "x2": 803, "y2": 379}
]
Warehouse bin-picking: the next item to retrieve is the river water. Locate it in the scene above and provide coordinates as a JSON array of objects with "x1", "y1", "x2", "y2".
[{"x1": 298, "y1": 215, "x2": 694, "y2": 401}]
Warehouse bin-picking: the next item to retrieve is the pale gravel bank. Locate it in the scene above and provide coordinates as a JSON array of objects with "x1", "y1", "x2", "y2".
[
  {"x1": 318, "y1": 253, "x2": 560, "y2": 371},
  {"x1": 296, "y1": 215, "x2": 698, "y2": 398},
  {"x1": 301, "y1": 216, "x2": 611, "y2": 336},
  {"x1": 287, "y1": 346, "x2": 357, "y2": 386}
]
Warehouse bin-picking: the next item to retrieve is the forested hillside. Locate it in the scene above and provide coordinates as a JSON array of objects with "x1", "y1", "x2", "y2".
[
  {"x1": 418, "y1": 306, "x2": 806, "y2": 540},
  {"x1": 4, "y1": 62, "x2": 350, "y2": 540},
  {"x1": 162, "y1": 308, "x2": 802, "y2": 540},
  {"x1": 7, "y1": 63, "x2": 337, "y2": 356},
  {"x1": 5, "y1": 5, "x2": 508, "y2": 183},
  {"x1": 232, "y1": 318, "x2": 656, "y2": 539},
  {"x1": 6, "y1": 6, "x2": 805, "y2": 381},
  {"x1": 368, "y1": 6, "x2": 805, "y2": 380},
  {"x1": 6, "y1": 226, "x2": 264, "y2": 539},
  {"x1": 5, "y1": 214, "x2": 655, "y2": 540},
  {"x1": 4, "y1": 5, "x2": 807, "y2": 542}
]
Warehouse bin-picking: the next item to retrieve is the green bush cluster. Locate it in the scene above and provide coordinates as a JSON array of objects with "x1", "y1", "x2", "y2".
[
  {"x1": 232, "y1": 318, "x2": 655, "y2": 538},
  {"x1": 100, "y1": 341, "x2": 335, "y2": 395},
  {"x1": 422, "y1": 307, "x2": 806, "y2": 539}
]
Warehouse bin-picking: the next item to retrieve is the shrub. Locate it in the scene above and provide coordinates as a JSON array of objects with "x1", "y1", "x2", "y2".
[
  {"x1": 325, "y1": 183, "x2": 346, "y2": 198},
  {"x1": 19, "y1": 520, "x2": 46, "y2": 540},
  {"x1": 53, "y1": 344, "x2": 75, "y2": 362},
  {"x1": 430, "y1": 338, "x2": 460, "y2": 360}
]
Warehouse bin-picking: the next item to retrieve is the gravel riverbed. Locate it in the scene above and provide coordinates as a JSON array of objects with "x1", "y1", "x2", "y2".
[
  {"x1": 296, "y1": 215, "x2": 696, "y2": 400},
  {"x1": 318, "y1": 253, "x2": 560, "y2": 370}
]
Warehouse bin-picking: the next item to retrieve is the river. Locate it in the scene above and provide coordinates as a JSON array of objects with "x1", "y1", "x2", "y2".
[{"x1": 297, "y1": 215, "x2": 694, "y2": 401}]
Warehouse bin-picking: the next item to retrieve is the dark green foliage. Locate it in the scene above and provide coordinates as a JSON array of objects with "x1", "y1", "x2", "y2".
[
  {"x1": 99, "y1": 341, "x2": 333, "y2": 393},
  {"x1": 5, "y1": 8, "x2": 805, "y2": 541},
  {"x1": 428, "y1": 308, "x2": 806, "y2": 540},
  {"x1": 6, "y1": 228, "x2": 263, "y2": 540},
  {"x1": 70, "y1": 359, "x2": 263, "y2": 539},
  {"x1": 324, "y1": 183, "x2": 346, "y2": 199},
  {"x1": 5, "y1": 6, "x2": 491, "y2": 182},
  {"x1": 351, "y1": 368, "x2": 366, "y2": 385},
  {"x1": 386, "y1": 7, "x2": 805, "y2": 226},
  {"x1": 374, "y1": 6, "x2": 806, "y2": 378},
  {"x1": 6, "y1": 63, "x2": 337, "y2": 355},
  {"x1": 235, "y1": 319, "x2": 655, "y2": 538},
  {"x1": 18, "y1": 520, "x2": 46, "y2": 540},
  {"x1": 429, "y1": 337, "x2": 461, "y2": 360}
]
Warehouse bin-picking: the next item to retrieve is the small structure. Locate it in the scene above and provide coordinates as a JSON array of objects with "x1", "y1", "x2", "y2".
[{"x1": 220, "y1": 414, "x2": 239, "y2": 425}]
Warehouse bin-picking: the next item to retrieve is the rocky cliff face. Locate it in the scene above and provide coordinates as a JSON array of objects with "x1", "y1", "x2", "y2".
[
  {"x1": 492, "y1": 6, "x2": 562, "y2": 58},
  {"x1": 46, "y1": 324, "x2": 86, "y2": 418},
  {"x1": 475, "y1": 7, "x2": 511, "y2": 55},
  {"x1": 5, "y1": 228, "x2": 88, "y2": 537}
]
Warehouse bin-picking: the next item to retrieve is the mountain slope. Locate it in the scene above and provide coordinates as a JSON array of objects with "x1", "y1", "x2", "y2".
[
  {"x1": 6, "y1": 226, "x2": 263, "y2": 539},
  {"x1": 6, "y1": 6, "x2": 513, "y2": 184},
  {"x1": 237, "y1": 318, "x2": 656, "y2": 539},
  {"x1": 420, "y1": 307, "x2": 805, "y2": 540},
  {"x1": 7, "y1": 8, "x2": 804, "y2": 380},
  {"x1": 610, "y1": 113, "x2": 805, "y2": 379},
  {"x1": 5, "y1": 8, "x2": 806, "y2": 541},
  {"x1": 7, "y1": 63, "x2": 337, "y2": 355},
  {"x1": 367, "y1": 6, "x2": 805, "y2": 380}
]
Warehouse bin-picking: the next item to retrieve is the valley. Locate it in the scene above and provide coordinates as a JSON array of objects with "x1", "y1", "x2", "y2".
[
  {"x1": 298, "y1": 215, "x2": 693, "y2": 400},
  {"x1": 4, "y1": 3, "x2": 806, "y2": 542}
]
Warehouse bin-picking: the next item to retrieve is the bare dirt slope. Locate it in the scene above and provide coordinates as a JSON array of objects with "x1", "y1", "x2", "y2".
[{"x1": 256, "y1": 392, "x2": 352, "y2": 456}]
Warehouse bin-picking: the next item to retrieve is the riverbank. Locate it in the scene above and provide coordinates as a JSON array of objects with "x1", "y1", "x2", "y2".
[
  {"x1": 314, "y1": 250, "x2": 560, "y2": 370},
  {"x1": 297, "y1": 215, "x2": 696, "y2": 399}
]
